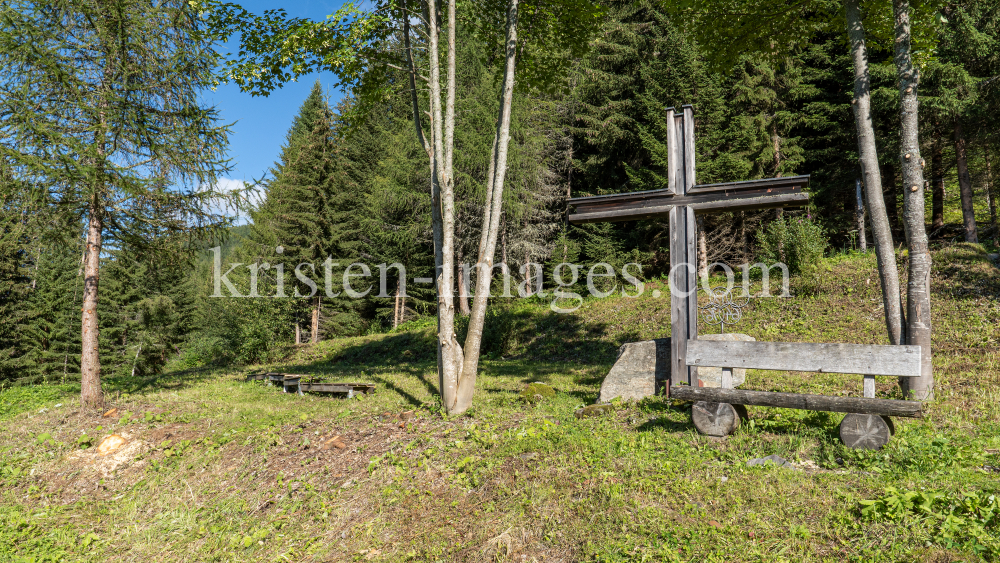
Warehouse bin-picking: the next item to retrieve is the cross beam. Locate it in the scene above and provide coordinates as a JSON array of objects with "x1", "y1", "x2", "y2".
[
  {"x1": 566, "y1": 175, "x2": 810, "y2": 224},
  {"x1": 565, "y1": 105, "x2": 811, "y2": 390}
]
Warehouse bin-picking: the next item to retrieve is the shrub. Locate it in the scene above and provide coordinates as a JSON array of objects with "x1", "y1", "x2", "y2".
[
  {"x1": 171, "y1": 335, "x2": 231, "y2": 369},
  {"x1": 757, "y1": 215, "x2": 828, "y2": 276},
  {"x1": 520, "y1": 382, "x2": 555, "y2": 403},
  {"x1": 455, "y1": 302, "x2": 531, "y2": 358}
]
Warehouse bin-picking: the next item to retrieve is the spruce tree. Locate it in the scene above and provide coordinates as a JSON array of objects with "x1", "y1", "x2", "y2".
[
  {"x1": 569, "y1": 0, "x2": 731, "y2": 267},
  {"x1": 0, "y1": 195, "x2": 31, "y2": 383},
  {"x1": 248, "y1": 82, "x2": 361, "y2": 342},
  {"x1": 24, "y1": 241, "x2": 84, "y2": 383}
]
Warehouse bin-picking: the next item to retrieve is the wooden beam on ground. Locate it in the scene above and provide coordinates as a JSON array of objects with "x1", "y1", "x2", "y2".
[
  {"x1": 685, "y1": 340, "x2": 922, "y2": 377},
  {"x1": 669, "y1": 386, "x2": 924, "y2": 418},
  {"x1": 567, "y1": 176, "x2": 810, "y2": 224}
]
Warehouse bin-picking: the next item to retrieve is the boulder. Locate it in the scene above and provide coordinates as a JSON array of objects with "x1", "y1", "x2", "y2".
[
  {"x1": 597, "y1": 338, "x2": 670, "y2": 403},
  {"x1": 596, "y1": 334, "x2": 755, "y2": 403},
  {"x1": 694, "y1": 333, "x2": 756, "y2": 388}
]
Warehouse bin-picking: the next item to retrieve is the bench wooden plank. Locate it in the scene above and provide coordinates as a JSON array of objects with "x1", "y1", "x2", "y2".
[
  {"x1": 300, "y1": 382, "x2": 376, "y2": 394},
  {"x1": 686, "y1": 340, "x2": 921, "y2": 377},
  {"x1": 669, "y1": 386, "x2": 924, "y2": 418}
]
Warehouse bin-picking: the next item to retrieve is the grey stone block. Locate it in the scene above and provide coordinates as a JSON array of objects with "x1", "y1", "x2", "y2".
[
  {"x1": 596, "y1": 334, "x2": 756, "y2": 403},
  {"x1": 597, "y1": 338, "x2": 670, "y2": 403},
  {"x1": 694, "y1": 333, "x2": 756, "y2": 388}
]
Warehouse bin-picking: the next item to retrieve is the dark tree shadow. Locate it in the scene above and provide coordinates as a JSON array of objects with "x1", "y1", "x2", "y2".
[
  {"x1": 107, "y1": 365, "x2": 230, "y2": 395},
  {"x1": 635, "y1": 415, "x2": 692, "y2": 434}
]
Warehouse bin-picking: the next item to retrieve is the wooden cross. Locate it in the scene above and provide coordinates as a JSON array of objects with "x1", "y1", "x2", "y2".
[
  {"x1": 567, "y1": 106, "x2": 924, "y2": 448},
  {"x1": 567, "y1": 106, "x2": 810, "y2": 389}
]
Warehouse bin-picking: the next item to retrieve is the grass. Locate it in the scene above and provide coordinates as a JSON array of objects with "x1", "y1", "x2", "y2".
[{"x1": 0, "y1": 242, "x2": 998, "y2": 562}]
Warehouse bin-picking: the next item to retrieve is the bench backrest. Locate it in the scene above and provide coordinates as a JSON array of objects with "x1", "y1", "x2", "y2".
[{"x1": 686, "y1": 340, "x2": 922, "y2": 377}]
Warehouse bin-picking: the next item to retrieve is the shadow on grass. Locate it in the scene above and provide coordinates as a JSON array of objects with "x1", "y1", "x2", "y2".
[
  {"x1": 744, "y1": 408, "x2": 843, "y2": 439},
  {"x1": 204, "y1": 304, "x2": 660, "y2": 409},
  {"x1": 107, "y1": 365, "x2": 231, "y2": 395},
  {"x1": 367, "y1": 371, "x2": 432, "y2": 409},
  {"x1": 636, "y1": 415, "x2": 692, "y2": 434},
  {"x1": 300, "y1": 307, "x2": 632, "y2": 373}
]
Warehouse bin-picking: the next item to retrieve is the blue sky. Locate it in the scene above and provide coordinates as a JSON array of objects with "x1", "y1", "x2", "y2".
[{"x1": 203, "y1": 1, "x2": 347, "y2": 212}]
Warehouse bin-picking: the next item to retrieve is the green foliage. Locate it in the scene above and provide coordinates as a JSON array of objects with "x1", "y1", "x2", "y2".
[
  {"x1": 757, "y1": 215, "x2": 828, "y2": 276},
  {"x1": 168, "y1": 336, "x2": 231, "y2": 370},
  {"x1": 0, "y1": 0, "x2": 235, "y2": 247},
  {"x1": 672, "y1": 0, "x2": 945, "y2": 72},
  {"x1": 23, "y1": 242, "x2": 83, "y2": 383},
  {"x1": 201, "y1": 0, "x2": 602, "y2": 102},
  {"x1": 0, "y1": 385, "x2": 75, "y2": 420},
  {"x1": 860, "y1": 487, "x2": 1000, "y2": 557},
  {"x1": 245, "y1": 81, "x2": 364, "y2": 341},
  {"x1": 96, "y1": 247, "x2": 197, "y2": 378},
  {"x1": 455, "y1": 302, "x2": 534, "y2": 358},
  {"x1": 0, "y1": 505, "x2": 80, "y2": 562},
  {"x1": 0, "y1": 200, "x2": 32, "y2": 382}
]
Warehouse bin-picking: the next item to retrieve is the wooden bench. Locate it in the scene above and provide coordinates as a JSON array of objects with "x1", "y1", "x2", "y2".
[
  {"x1": 669, "y1": 340, "x2": 924, "y2": 448},
  {"x1": 245, "y1": 372, "x2": 376, "y2": 399}
]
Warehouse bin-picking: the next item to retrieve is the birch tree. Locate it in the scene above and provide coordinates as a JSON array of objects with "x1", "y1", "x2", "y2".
[
  {"x1": 844, "y1": 0, "x2": 904, "y2": 346},
  {"x1": 203, "y1": 0, "x2": 600, "y2": 414},
  {"x1": 891, "y1": 0, "x2": 934, "y2": 399},
  {"x1": 675, "y1": 0, "x2": 907, "y2": 346}
]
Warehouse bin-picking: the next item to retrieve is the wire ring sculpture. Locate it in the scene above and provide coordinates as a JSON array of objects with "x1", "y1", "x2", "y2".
[{"x1": 699, "y1": 286, "x2": 751, "y2": 334}]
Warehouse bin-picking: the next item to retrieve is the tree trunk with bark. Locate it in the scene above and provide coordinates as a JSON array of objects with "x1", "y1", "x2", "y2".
[
  {"x1": 772, "y1": 126, "x2": 782, "y2": 177},
  {"x1": 400, "y1": 0, "x2": 522, "y2": 414},
  {"x1": 311, "y1": 297, "x2": 320, "y2": 343},
  {"x1": 931, "y1": 124, "x2": 945, "y2": 229},
  {"x1": 845, "y1": 0, "x2": 904, "y2": 346},
  {"x1": 856, "y1": 179, "x2": 867, "y2": 252},
  {"x1": 393, "y1": 281, "x2": 401, "y2": 329},
  {"x1": 953, "y1": 119, "x2": 979, "y2": 243},
  {"x1": 81, "y1": 194, "x2": 103, "y2": 408},
  {"x1": 458, "y1": 258, "x2": 471, "y2": 316},
  {"x1": 882, "y1": 163, "x2": 901, "y2": 235},
  {"x1": 931, "y1": 123, "x2": 945, "y2": 229},
  {"x1": 696, "y1": 215, "x2": 708, "y2": 279},
  {"x1": 451, "y1": 0, "x2": 520, "y2": 414},
  {"x1": 893, "y1": 0, "x2": 933, "y2": 400},
  {"x1": 295, "y1": 321, "x2": 301, "y2": 345},
  {"x1": 987, "y1": 151, "x2": 998, "y2": 231}
]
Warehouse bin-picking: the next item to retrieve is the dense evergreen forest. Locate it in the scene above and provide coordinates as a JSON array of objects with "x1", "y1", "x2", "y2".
[{"x1": 0, "y1": 0, "x2": 998, "y2": 389}]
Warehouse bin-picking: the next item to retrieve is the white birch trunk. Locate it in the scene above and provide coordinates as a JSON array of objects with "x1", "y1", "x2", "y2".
[
  {"x1": 426, "y1": 0, "x2": 464, "y2": 411},
  {"x1": 892, "y1": 0, "x2": 933, "y2": 400},
  {"x1": 451, "y1": 0, "x2": 520, "y2": 414},
  {"x1": 845, "y1": 0, "x2": 904, "y2": 346}
]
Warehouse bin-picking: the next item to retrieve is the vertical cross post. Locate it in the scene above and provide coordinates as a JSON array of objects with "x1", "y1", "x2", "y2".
[{"x1": 668, "y1": 106, "x2": 699, "y2": 389}]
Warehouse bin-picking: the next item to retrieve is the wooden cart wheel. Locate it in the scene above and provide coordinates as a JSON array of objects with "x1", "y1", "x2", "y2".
[
  {"x1": 840, "y1": 413, "x2": 891, "y2": 449},
  {"x1": 692, "y1": 401, "x2": 740, "y2": 437}
]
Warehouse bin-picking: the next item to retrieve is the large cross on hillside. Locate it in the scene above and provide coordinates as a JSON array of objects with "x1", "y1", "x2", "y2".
[{"x1": 567, "y1": 106, "x2": 811, "y2": 389}]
